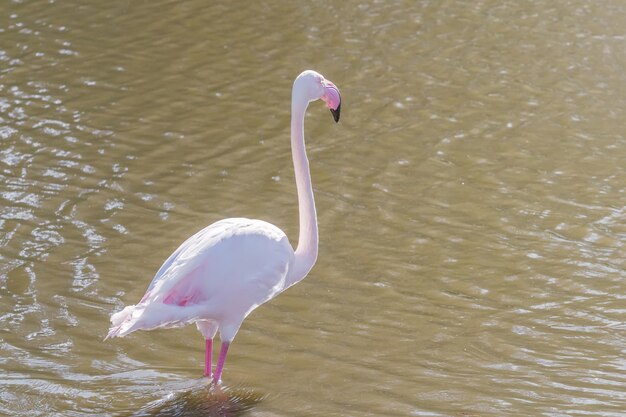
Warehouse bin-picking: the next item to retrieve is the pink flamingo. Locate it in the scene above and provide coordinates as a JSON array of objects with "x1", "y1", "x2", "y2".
[{"x1": 106, "y1": 70, "x2": 341, "y2": 383}]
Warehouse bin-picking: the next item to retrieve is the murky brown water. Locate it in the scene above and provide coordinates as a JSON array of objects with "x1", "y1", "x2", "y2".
[{"x1": 1, "y1": 1, "x2": 625, "y2": 416}]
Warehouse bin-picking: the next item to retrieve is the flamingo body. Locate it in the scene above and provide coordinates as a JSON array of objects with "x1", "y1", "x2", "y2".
[
  {"x1": 106, "y1": 70, "x2": 342, "y2": 383},
  {"x1": 107, "y1": 218, "x2": 294, "y2": 342}
]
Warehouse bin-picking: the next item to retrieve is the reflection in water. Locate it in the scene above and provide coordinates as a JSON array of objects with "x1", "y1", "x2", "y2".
[{"x1": 131, "y1": 381, "x2": 264, "y2": 417}]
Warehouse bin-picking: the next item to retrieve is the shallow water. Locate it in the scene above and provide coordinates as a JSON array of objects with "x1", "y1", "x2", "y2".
[{"x1": 1, "y1": 1, "x2": 625, "y2": 416}]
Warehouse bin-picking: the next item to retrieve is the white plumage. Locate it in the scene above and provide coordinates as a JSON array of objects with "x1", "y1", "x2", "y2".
[{"x1": 108, "y1": 219, "x2": 293, "y2": 341}]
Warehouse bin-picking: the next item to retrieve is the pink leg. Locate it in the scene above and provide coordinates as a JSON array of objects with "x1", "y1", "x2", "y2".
[
  {"x1": 204, "y1": 339, "x2": 213, "y2": 377},
  {"x1": 212, "y1": 341, "x2": 230, "y2": 383}
]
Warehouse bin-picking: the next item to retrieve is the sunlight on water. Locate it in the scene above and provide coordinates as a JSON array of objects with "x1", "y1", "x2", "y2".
[{"x1": 1, "y1": 0, "x2": 625, "y2": 416}]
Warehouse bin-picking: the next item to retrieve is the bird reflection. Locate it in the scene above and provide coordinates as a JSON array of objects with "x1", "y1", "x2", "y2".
[{"x1": 131, "y1": 380, "x2": 265, "y2": 417}]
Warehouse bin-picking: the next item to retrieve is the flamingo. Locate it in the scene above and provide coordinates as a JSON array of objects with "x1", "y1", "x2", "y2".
[{"x1": 106, "y1": 70, "x2": 341, "y2": 384}]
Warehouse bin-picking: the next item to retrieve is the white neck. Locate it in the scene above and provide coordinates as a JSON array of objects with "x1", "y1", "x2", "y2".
[{"x1": 286, "y1": 94, "x2": 318, "y2": 287}]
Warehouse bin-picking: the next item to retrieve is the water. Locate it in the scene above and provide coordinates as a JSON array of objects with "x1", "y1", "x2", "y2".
[{"x1": 1, "y1": 1, "x2": 625, "y2": 416}]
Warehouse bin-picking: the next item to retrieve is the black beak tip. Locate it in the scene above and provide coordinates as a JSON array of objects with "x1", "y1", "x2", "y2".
[{"x1": 330, "y1": 102, "x2": 341, "y2": 123}]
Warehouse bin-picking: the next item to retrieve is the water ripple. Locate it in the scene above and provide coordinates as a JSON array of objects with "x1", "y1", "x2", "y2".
[{"x1": 1, "y1": 1, "x2": 626, "y2": 416}]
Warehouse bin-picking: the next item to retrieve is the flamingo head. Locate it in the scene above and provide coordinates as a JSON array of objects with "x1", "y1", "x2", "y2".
[{"x1": 294, "y1": 70, "x2": 341, "y2": 123}]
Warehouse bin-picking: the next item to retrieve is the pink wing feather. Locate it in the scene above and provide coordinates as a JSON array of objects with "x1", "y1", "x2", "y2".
[{"x1": 162, "y1": 265, "x2": 208, "y2": 306}]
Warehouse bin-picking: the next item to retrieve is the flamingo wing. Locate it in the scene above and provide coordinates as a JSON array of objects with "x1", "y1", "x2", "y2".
[{"x1": 106, "y1": 218, "x2": 295, "y2": 339}]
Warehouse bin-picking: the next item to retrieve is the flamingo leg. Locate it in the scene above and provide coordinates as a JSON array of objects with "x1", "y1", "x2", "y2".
[
  {"x1": 212, "y1": 341, "x2": 230, "y2": 383},
  {"x1": 204, "y1": 339, "x2": 213, "y2": 377}
]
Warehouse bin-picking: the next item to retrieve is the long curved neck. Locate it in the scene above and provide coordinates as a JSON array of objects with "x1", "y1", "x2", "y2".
[{"x1": 287, "y1": 96, "x2": 318, "y2": 287}]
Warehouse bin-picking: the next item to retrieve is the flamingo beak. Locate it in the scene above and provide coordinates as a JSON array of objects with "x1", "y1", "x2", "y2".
[
  {"x1": 322, "y1": 80, "x2": 341, "y2": 123},
  {"x1": 330, "y1": 102, "x2": 341, "y2": 123}
]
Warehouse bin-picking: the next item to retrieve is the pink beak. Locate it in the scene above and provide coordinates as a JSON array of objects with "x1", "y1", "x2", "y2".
[{"x1": 322, "y1": 80, "x2": 341, "y2": 123}]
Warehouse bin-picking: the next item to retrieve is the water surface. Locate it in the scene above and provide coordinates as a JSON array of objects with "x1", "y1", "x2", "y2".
[{"x1": 1, "y1": 1, "x2": 625, "y2": 416}]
